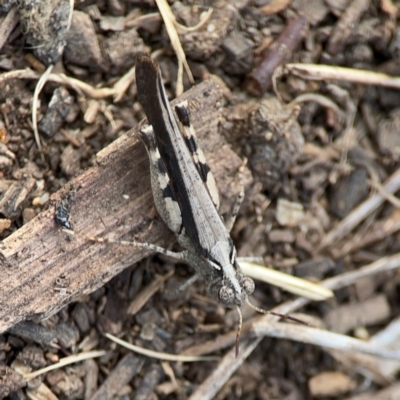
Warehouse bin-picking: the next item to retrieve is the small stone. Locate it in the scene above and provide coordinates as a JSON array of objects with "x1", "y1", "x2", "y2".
[
  {"x1": 140, "y1": 322, "x2": 157, "y2": 341},
  {"x1": 222, "y1": 30, "x2": 252, "y2": 60},
  {"x1": 0, "y1": 365, "x2": 25, "y2": 398},
  {"x1": 16, "y1": 345, "x2": 46, "y2": 369},
  {"x1": 64, "y1": 10, "x2": 107, "y2": 70},
  {"x1": 102, "y1": 28, "x2": 150, "y2": 72},
  {"x1": 377, "y1": 109, "x2": 400, "y2": 157},
  {"x1": 54, "y1": 322, "x2": 80, "y2": 349},
  {"x1": 329, "y1": 168, "x2": 369, "y2": 218},
  {"x1": 39, "y1": 87, "x2": 74, "y2": 138},
  {"x1": 276, "y1": 199, "x2": 305, "y2": 227},
  {"x1": 71, "y1": 304, "x2": 91, "y2": 334},
  {"x1": 309, "y1": 371, "x2": 357, "y2": 397},
  {"x1": 0, "y1": 155, "x2": 13, "y2": 168},
  {"x1": 99, "y1": 16, "x2": 125, "y2": 31},
  {"x1": 325, "y1": 294, "x2": 391, "y2": 334},
  {"x1": 60, "y1": 145, "x2": 81, "y2": 177},
  {"x1": 268, "y1": 229, "x2": 295, "y2": 243},
  {"x1": 0, "y1": 218, "x2": 11, "y2": 233}
]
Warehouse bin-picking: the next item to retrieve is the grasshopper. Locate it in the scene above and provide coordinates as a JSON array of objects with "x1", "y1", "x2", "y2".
[
  {"x1": 135, "y1": 55, "x2": 255, "y2": 313},
  {"x1": 93, "y1": 55, "x2": 295, "y2": 353}
]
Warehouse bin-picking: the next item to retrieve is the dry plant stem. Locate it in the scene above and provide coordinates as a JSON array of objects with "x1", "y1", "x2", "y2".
[
  {"x1": 319, "y1": 167, "x2": 400, "y2": 250},
  {"x1": 154, "y1": 0, "x2": 194, "y2": 93},
  {"x1": 240, "y1": 261, "x2": 334, "y2": 301},
  {"x1": 331, "y1": 316, "x2": 400, "y2": 385},
  {"x1": 334, "y1": 209, "x2": 400, "y2": 258},
  {"x1": 106, "y1": 333, "x2": 219, "y2": 362},
  {"x1": 188, "y1": 253, "x2": 400, "y2": 400},
  {"x1": 286, "y1": 63, "x2": 400, "y2": 90},
  {"x1": 368, "y1": 176, "x2": 400, "y2": 209},
  {"x1": 322, "y1": 253, "x2": 400, "y2": 291},
  {"x1": 0, "y1": 79, "x2": 245, "y2": 334},
  {"x1": 251, "y1": 322, "x2": 400, "y2": 360},
  {"x1": 0, "y1": 69, "x2": 116, "y2": 99},
  {"x1": 246, "y1": 16, "x2": 308, "y2": 96},
  {"x1": 289, "y1": 93, "x2": 346, "y2": 126},
  {"x1": 113, "y1": 65, "x2": 136, "y2": 102},
  {"x1": 174, "y1": 8, "x2": 213, "y2": 32},
  {"x1": 23, "y1": 350, "x2": 106, "y2": 381},
  {"x1": 32, "y1": 65, "x2": 53, "y2": 150}
]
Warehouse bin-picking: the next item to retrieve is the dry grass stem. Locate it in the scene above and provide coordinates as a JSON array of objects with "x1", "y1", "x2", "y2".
[
  {"x1": 289, "y1": 93, "x2": 346, "y2": 125},
  {"x1": 155, "y1": 0, "x2": 194, "y2": 95},
  {"x1": 286, "y1": 63, "x2": 400, "y2": 90},
  {"x1": 23, "y1": 350, "x2": 106, "y2": 381},
  {"x1": 0, "y1": 69, "x2": 116, "y2": 98},
  {"x1": 105, "y1": 333, "x2": 219, "y2": 362},
  {"x1": 32, "y1": 65, "x2": 53, "y2": 150},
  {"x1": 239, "y1": 261, "x2": 334, "y2": 301},
  {"x1": 251, "y1": 322, "x2": 400, "y2": 360},
  {"x1": 174, "y1": 8, "x2": 213, "y2": 33}
]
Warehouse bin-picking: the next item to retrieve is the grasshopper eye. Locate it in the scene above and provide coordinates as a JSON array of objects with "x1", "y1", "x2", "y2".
[
  {"x1": 243, "y1": 277, "x2": 255, "y2": 295},
  {"x1": 218, "y1": 286, "x2": 234, "y2": 305}
]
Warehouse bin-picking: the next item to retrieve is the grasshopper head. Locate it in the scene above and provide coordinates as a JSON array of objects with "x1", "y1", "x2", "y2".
[{"x1": 208, "y1": 241, "x2": 255, "y2": 307}]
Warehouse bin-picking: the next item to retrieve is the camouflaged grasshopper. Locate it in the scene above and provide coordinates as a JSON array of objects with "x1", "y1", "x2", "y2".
[
  {"x1": 93, "y1": 55, "x2": 293, "y2": 353},
  {"x1": 135, "y1": 55, "x2": 255, "y2": 313}
]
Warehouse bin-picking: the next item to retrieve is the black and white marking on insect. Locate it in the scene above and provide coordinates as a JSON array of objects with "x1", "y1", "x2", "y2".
[{"x1": 175, "y1": 101, "x2": 220, "y2": 210}]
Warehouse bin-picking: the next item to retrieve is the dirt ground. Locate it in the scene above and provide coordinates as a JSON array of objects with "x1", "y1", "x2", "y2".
[{"x1": 1, "y1": 0, "x2": 400, "y2": 399}]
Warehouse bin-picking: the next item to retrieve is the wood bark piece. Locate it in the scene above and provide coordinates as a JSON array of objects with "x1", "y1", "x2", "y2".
[
  {"x1": 0, "y1": 79, "x2": 248, "y2": 334},
  {"x1": 91, "y1": 353, "x2": 144, "y2": 400}
]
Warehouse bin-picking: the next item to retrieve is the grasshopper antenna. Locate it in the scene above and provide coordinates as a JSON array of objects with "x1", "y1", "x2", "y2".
[
  {"x1": 235, "y1": 306, "x2": 243, "y2": 358},
  {"x1": 246, "y1": 300, "x2": 309, "y2": 326}
]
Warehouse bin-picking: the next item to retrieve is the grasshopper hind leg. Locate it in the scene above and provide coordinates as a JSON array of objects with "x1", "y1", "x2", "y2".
[
  {"x1": 88, "y1": 125, "x2": 186, "y2": 262},
  {"x1": 139, "y1": 125, "x2": 182, "y2": 234}
]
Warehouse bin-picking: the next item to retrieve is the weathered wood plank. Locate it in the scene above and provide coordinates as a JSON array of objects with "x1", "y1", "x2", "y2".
[{"x1": 0, "y1": 78, "x2": 251, "y2": 334}]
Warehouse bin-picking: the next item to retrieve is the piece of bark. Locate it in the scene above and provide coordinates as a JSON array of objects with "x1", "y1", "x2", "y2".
[
  {"x1": 246, "y1": 16, "x2": 308, "y2": 96},
  {"x1": 0, "y1": 177, "x2": 36, "y2": 219},
  {"x1": 134, "y1": 364, "x2": 164, "y2": 400},
  {"x1": 90, "y1": 353, "x2": 144, "y2": 400},
  {"x1": 0, "y1": 7, "x2": 19, "y2": 52},
  {"x1": 8, "y1": 321, "x2": 58, "y2": 347},
  {"x1": 83, "y1": 358, "x2": 99, "y2": 400},
  {"x1": 0, "y1": 79, "x2": 251, "y2": 334}
]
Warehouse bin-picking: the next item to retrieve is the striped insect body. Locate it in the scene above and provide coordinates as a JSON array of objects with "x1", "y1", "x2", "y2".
[{"x1": 135, "y1": 55, "x2": 255, "y2": 311}]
